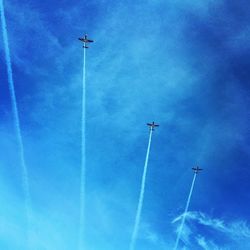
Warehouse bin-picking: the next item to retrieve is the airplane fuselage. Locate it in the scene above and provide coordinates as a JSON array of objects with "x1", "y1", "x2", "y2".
[
  {"x1": 78, "y1": 35, "x2": 94, "y2": 48},
  {"x1": 147, "y1": 122, "x2": 159, "y2": 131}
]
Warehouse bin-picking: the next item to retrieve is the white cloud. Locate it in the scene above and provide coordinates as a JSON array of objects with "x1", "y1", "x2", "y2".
[
  {"x1": 185, "y1": 211, "x2": 250, "y2": 239},
  {"x1": 173, "y1": 211, "x2": 250, "y2": 249},
  {"x1": 3, "y1": 0, "x2": 63, "y2": 76},
  {"x1": 196, "y1": 236, "x2": 221, "y2": 250}
]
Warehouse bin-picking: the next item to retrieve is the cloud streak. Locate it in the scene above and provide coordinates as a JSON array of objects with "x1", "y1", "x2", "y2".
[
  {"x1": 79, "y1": 46, "x2": 86, "y2": 250},
  {"x1": 129, "y1": 128, "x2": 153, "y2": 250},
  {"x1": 0, "y1": 0, "x2": 31, "y2": 248},
  {"x1": 173, "y1": 173, "x2": 197, "y2": 250}
]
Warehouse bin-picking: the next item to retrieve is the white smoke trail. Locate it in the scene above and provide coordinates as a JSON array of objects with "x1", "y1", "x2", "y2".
[
  {"x1": 0, "y1": 0, "x2": 32, "y2": 247},
  {"x1": 129, "y1": 128, "x2": 153, "y2": 250},
  {"x1": 173, "y1": 173, "x2": 197, "y2": 250},
  {"x1": 79, "y1": 47, "x2": 86, "y2": 250}
]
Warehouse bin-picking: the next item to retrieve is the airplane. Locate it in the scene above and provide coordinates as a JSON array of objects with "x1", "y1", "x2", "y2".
[
  {"x1": 147, "y1": 121, "x2": 159, "y2": 131},
  {"x1": 78, "y1": 34, "x2": 94, "y2": 48},
  {"x1": 192, "y1": 166, "x2": 203, "y2": 174}
]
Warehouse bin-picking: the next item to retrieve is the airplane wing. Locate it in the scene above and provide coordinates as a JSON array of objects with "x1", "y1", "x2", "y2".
[{"x1": 87, "y1": 39, "x2": 94, "y2": 43}]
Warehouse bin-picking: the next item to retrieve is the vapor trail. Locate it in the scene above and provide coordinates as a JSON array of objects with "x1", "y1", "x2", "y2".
[
  {"x1": 173, "y1": 173, "x2": 197, "y2": 250},
  {"x1": 0, "y1": 0, "x2": 32, "y2": 247},
  {"x1": 79, "y1": 47, "x2": 86, "y2": 250},
  {"x1": 129, "y1": 128, "x2": 153, "y2": 250}
]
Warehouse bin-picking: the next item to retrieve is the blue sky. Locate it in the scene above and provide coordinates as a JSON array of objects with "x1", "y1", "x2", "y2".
[{"x1": 1, "y1": 0, "x2": 250, "y2": 249}]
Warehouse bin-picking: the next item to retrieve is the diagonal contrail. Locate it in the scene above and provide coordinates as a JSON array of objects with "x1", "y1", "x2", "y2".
[
  {"x1": 0, "y1": 0, "x2": 32, "y2": 247},
  {"x1": 173, "y1": 172, "x2": 197, "y2": 250},
  {"x1": 79, "y1": 46, "x2": 86, "y2": 250},
  {"x1": 129, "y1": 128, "x2": 153, "y2": 250}
]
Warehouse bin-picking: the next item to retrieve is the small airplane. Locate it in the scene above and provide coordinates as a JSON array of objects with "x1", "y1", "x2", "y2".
[
  {"x1": 192, "y1": 166, "x2": 203, "y2": 174},
  {"x1": 147, "y1": 121, "x2": 159, "y2": 131},
  {"x1": 78, "y1": 34, "x2": 94, "y2": 48}
]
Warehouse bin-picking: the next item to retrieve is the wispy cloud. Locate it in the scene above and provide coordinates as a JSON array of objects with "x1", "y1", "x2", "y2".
[
  {"x1": 196, "y1": 236, "x2": 222, "y2": 250},
  {"x1": 136, "y1": 222, "x2": 172, "y2": 250},
  {"x1": 185, "y1": 211, "x2": 250, "y2": 239},
  {"x1": 173, "y1": 211, "x2": 250, "y2": 249},
  {"x1": 2, "y1": 0, "x2": 250, "y2": 249}
]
